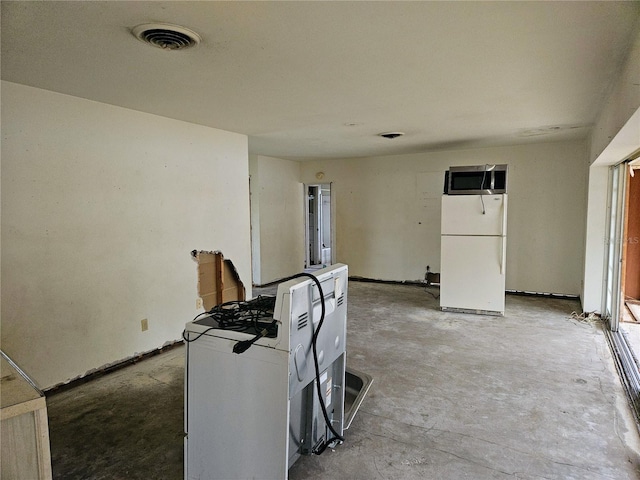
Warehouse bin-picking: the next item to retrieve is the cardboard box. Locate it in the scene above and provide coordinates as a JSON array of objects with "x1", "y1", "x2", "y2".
[{"x1": 192, "y1": 250, "x2": 245, "y2": 311}]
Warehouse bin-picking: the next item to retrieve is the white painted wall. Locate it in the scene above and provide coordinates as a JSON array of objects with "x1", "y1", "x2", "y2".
[
  {"x1": 582, "y1": 26, "x2": 640, "y2": 312},
  {"x1": 589, "y1": 28, "x2": 640, "y2": 164},
  {"x1": 1, "y1": 82, "x2": 252, "y2": 389},
  {"x1": 249, "y1": 155, "x2": 304, "y2": 285},
  {"x1": 300, "y1": 141, "x2": 588, "y2": 295}
]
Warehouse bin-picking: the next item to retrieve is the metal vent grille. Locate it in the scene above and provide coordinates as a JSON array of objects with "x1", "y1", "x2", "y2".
[
  {"x1": 297, "y1": 313, "x2": 309, "y2": 330},
  {"x1": 337, "y1": 295, "x2": 344, "y2": 307},
  {"x1": 132, "y1": 23, "x2": 201, "y2": 51}
]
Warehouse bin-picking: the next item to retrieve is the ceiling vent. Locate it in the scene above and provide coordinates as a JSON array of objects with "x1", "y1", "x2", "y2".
[
  {"x1": 131, "y1": 23, "x2": 201, "y2": 51},
  {"x1": 378, "y1": 132, "x2": 404, "y2": 139}
]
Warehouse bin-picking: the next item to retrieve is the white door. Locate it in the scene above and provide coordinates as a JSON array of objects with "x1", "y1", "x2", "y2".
[
  {"x1": 441, "y1": 194, "x2": 507, "y2": 236},
  {"x1": 440, "y1": 235, "x2": 506, "y2": 314}
]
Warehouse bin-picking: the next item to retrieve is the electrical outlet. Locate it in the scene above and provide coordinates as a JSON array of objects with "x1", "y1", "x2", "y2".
[
  {"x1": 141, "y1": 318, "x2": 149, "y2": 332},
  {"x1": 196, "y1": 298, "x2": 203, "y2": 309}
]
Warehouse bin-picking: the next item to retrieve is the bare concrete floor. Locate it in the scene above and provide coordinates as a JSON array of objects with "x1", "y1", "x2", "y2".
[{"x1": 47, "y1": 282, "x2": 640, "y2": 479}]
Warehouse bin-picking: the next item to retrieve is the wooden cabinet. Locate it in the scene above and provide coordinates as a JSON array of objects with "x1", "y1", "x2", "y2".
[{"x1": 1, "y1": 352, "x2": 52, "y2": 480}]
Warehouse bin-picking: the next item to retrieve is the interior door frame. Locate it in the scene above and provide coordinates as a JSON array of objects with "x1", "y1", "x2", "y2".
[
  {"x1": 308, "y1": 185, "x2": 321, "y2": 265},
  {"x1": 602, "y1": 161, "x2": 629, "y2": 331},
  {"x1": 304, "y1": 183, "x2": 334, "y2": 268}
]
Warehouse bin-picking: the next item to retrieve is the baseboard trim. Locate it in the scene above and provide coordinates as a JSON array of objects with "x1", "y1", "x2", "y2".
[{"x1": 44, "y1": 340, "x2": 184, "y2": 395}]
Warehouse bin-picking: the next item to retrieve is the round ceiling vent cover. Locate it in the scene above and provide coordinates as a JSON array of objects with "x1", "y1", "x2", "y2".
[{"x1": 132, "y1": 23, "x2": 201, "y2": 50}]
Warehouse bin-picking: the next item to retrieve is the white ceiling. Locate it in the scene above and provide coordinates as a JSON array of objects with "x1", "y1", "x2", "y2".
[{"x1": 2, "y1": 1, "x2": 639, "y2": 160}]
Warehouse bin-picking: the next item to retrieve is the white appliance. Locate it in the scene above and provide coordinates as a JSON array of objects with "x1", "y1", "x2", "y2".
[
  {"x1": 440, "y1": 194, "x2": 507, "y2": 315},
  {"x1": 184, "y1": 264, "x2": 348, "y2": 480}
]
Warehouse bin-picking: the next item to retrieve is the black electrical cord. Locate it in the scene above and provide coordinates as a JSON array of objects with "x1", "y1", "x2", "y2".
[
  {"x1": 285, "y1": 272, "x2": 345, "y2": 454},
  {"x1": 480, "y1": 167, "x2": 488, "y2": 214},
  {"x1": 232, "y1": 325, "x2": 274, "y2": 354},
  {"x1": 182, "y1": 311, "x2": 220, "y2": 343},
  {"x1": 182, "y1": 296, "x2": 277, "y2": 344}
]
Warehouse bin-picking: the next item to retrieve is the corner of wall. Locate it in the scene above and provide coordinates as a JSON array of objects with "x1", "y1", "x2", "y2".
[
  {"x1": 249, "y1": 154, "x2": 305, "y2": 285},
  {"x1": 249, "y1": 155, "x2": 261, "y2": 286}
]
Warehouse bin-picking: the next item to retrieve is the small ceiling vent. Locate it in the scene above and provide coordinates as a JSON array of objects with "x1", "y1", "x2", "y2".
[
  {"x1": 378, "y1": 132, "x2": 404, "y2": 139},
  {"x1": 132, "y1": 23, "x2": 201, "y2": 51}
]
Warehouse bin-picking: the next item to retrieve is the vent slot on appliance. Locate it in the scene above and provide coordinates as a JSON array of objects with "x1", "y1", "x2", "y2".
[
  {"x1": 297, "y1": 313, "x2": 309, "y2": 330},
  {"x1": 337, "y1": 295, "x2": 344, "y2": 307}
]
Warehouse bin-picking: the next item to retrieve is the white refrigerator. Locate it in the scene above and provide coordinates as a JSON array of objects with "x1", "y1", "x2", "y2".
[{"x1": 440, "y1": 194, "x2": 507, "y2": 315}]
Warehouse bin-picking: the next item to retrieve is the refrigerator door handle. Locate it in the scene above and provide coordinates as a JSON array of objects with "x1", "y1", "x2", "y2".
[
  {"x1": 501, "y1": 198, "x2": 507, "y2": 236},
  {"x1": 500, "y1": 235, "x2": 506, "y2": 275}
]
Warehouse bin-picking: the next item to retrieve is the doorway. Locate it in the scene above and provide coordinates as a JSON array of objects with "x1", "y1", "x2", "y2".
[
  {"x1": 604, "y1": 160, "x2": 640, "y2": 326},
  {"x1": 619, "y1": 162, "x2": 640, "y2": 367},
  {"x1": 621, "y1": 165, "x2": 640, "y2": 322},
  {"x1": 603, "y1": 158, "x2": 640, "y2": 424},
  {"x1": 305, "y1": 184, "x2": 332, "y2": 269}
]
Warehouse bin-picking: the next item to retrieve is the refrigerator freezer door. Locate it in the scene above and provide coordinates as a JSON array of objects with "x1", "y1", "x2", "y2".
[
  {"x1": 440, "y1": 235, "x2": 506, "y2": 314},
  {"x1": 441, "y1": 194, "x2": 507, "y2": 236}
]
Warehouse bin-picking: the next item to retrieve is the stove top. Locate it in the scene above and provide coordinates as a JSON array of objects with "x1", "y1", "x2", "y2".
[{"x1": 194, "y1": 295, "x2": 278, "y2": 338}]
